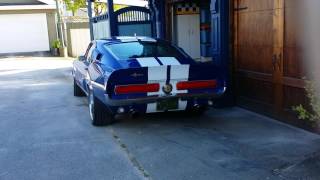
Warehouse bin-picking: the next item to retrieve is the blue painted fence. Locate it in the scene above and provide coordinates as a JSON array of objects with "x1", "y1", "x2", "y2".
[{"x1": 114, "y1": 6, "x2": 154, "y2": 37}]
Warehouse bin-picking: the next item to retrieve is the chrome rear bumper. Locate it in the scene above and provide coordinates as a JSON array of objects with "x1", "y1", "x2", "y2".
[{"x1": 104, "y1": 88, "x2": 226, "y2": 106}]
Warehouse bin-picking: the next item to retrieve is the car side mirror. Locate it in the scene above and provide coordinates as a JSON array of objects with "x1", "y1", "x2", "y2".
[{"x1": 79, "y1": 55, "x2": 86, "y2": 62}]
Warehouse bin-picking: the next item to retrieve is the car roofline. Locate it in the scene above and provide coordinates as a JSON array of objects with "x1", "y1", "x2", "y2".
[{"x1": 99, "y1": 36, "x2": 157, "y2": 45}]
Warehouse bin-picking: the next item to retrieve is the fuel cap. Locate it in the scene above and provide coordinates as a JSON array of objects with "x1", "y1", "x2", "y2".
[{"x1": 162, "y1": 84, "x2": 173, "y2": 94}]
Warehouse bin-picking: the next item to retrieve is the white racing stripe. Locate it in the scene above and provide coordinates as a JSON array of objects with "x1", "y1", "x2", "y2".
[
  {"x1": 146, "y1": 65, "x2": 167, "y2": 113},
  {"x1": 170, "y1": 65, "x2": 190, "y2": 95},
  {"x1": 146, "y1": 64, "x2": 190, "y2": 113},
  {"x1": 171, "y1": 65, "x2": 190, "y2": 111},
  {"x1": 139, "y1": 57, "x2": 190, "y2": 113},
  {"x1": 147, "y1": 66, "x2": 167, "y2": 96},
  {"x1": 146, "y1": 103, "x2": 158, "y2": 113},
  {"x1": 158, "y1": 57, "x2": 181, "y2": 65},
  {"x1": 136, "y1": 57, "x2": 160, "y2": 67}
]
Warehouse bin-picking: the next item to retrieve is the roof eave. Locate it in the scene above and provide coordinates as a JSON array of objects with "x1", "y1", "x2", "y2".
[{"x1": 0, "y1": 5, "x2": 56, "y2": 11}]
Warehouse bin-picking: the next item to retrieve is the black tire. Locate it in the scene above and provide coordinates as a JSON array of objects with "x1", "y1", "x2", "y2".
[
  {"x1": 186, "y1": 106, "x2": 207, "y2": 116},
  {"x1": 88, "y1": 90, "x2": 115, "y2": 126},
  {"x1": 74, "y1": 79, "x2": 85, "y2": 97}
]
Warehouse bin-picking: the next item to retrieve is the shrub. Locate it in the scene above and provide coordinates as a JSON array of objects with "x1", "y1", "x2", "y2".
[
  {"x1": 52, "y1": 39, "x2": 61, "y2": 49},
  {"x1": 293, "y1": 80, "x2": 320, "y2": 124}
]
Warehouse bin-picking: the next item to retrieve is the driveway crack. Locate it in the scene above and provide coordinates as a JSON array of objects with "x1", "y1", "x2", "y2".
[{"x1": 109, "y1": 128, "x2": 152, "y2": 180}]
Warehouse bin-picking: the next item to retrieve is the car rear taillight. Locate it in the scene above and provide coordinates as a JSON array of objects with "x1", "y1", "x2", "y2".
[
  {"x1": 176, "y1": 80, "x2": 217, "y2": 90},
  {"x1": 114, "y1": 83, "x2": 160, "y2": 94}
]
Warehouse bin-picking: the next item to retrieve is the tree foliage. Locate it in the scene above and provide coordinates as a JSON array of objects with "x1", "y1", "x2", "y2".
[
  {"x1": 94, "y1": 2, "x2": 107, "y2": 16},
  {"x1": 62, "y1": 0, "x2": 86, "y2": 16}
]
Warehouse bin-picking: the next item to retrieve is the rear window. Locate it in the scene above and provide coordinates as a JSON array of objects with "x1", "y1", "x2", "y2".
[{"x1": 104, "y1": 41, "x2": 188, "y2": 60}]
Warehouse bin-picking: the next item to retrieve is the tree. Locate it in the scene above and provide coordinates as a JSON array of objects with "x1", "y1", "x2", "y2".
[
  {"x1": 94, "y1": 2, "x2": 107, "y2": 16},
  {"x1": 62, "y1": 0, "x2": 86, "y2": 16}
]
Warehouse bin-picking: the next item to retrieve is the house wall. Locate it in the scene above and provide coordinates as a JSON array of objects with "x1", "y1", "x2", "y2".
[
  {"x1": 46, "y1": 11, "x2": 58, "y2": 49},
  {"x1": 0, "y1": 9, "x2": 57, "y2": 51}
]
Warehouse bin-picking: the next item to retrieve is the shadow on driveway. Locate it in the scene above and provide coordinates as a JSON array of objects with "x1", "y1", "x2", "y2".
[{"x1": 110, "y1": 108, "x2": 320, "y2": 180}]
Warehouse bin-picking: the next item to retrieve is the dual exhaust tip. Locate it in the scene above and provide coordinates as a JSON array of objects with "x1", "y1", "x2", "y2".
[
  {"x1": 117, "y1": 107, "x2": 139, "y2": 118},
  {"x1": 116, "y1": 100, "x2": 214, "y2": 117}
]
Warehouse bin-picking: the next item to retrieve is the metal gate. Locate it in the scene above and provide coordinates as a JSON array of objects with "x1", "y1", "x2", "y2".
[{"x1": 114, "y1": 6, "x2": 154, "y2": 37}]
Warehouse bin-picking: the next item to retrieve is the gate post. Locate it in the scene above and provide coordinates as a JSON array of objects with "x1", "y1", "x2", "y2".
[
  {"x1": 107, "y1": 0, "x2": 117, "y2": 36},
  {"x1": 211, "y1": 0, "x2": 234, "y2": 106},
  {"x1": 211, "y1": 0, "x2": 229, "y2": 66},
  {"x1": 87, "y1": 0, "x2": 94, "y2": 40}
]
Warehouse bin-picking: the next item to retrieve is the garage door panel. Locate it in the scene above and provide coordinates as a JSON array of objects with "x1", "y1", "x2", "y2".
[{"x1": 0, "y1": 13, "x2": 50, "y2": 54}]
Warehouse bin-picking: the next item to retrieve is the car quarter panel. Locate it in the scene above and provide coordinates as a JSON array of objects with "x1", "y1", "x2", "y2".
[{"x1": 73, "y1": 60, "x2": 90, "y2": 94}]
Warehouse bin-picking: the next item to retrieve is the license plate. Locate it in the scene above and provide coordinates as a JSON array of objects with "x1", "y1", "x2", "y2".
[{"x1": 157, "y1": 99, "x2": 178, "y2": 111}]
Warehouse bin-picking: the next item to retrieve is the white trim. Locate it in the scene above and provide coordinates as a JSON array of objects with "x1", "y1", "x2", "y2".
[
  {"x1": 38, "y1": 0, "x2": 55, "y2": 5},
  {"x1": 0, "y1": 5, "x2": 56, "y2": 10}
]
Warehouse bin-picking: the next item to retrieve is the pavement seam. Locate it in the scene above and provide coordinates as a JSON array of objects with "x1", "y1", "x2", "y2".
[
  {"x1": 109, "y1": 128, "x2": 152, "y2": 180},
  {"x1": 272, "y1": 149, "x2": 320, "y2": 179}
]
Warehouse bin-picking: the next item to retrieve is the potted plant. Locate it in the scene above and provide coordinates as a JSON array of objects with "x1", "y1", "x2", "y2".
[{"x1": 52, "y1": 39, "x2": 61, "y2": 56}]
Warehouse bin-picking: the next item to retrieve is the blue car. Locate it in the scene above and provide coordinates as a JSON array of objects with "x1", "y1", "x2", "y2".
[{"x1": 72, "y1": 37, "x2": 226, "y2": 126}]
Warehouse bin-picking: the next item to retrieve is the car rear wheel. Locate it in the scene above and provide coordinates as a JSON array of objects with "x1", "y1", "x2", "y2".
[
  {"x1": 74, "y1": 79, "x2": 85, "y2": 97},
  {"x1": 186, "y1": 106, "x2": 207, "y2": 116},
  {"x1": 88, "y1": 89, "x2": 115, "y2": 126}
]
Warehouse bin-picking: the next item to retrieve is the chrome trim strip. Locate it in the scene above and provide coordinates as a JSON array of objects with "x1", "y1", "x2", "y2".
[{"x1": 91, "y1": 81, "x2": 105, "y2": 90}]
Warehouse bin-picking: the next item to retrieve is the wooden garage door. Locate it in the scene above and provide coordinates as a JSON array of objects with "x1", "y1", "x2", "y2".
[{"x1": 233, "y1": 0, "x2": 307, "y2": 121}]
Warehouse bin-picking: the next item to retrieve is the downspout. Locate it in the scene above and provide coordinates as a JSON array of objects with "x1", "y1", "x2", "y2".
[
  {"x1": 151, "y1": 0, "x2": 161, "y2": 38},
  {"x1": 148, "y1": 0, "x2": 156, "y2": 37}
]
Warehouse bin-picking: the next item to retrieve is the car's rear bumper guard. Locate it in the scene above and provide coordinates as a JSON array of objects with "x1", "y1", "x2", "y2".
[{"x1": 104, "y1": 87, "x2": 226, "y2": 106}]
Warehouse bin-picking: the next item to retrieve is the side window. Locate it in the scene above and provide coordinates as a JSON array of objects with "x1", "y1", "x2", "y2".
[{"x1": 89, "y1": 50, "x2": 103, "y2": 63}]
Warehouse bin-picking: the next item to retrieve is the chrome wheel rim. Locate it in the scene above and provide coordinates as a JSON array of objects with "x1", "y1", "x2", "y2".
[{"x1": 89, "y1": 90, "x2": 94, "y2": 121}]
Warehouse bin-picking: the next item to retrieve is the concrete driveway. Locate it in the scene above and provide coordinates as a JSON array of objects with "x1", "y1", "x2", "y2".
[{"x1": 0, "y1": 57, "x2": 320, "y2": 180}]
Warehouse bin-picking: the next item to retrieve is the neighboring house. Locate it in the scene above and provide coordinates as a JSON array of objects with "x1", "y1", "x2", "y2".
[
  {"x1": 59, "y1": 0, "x2": 148, "y2": 57},
  {"x1": 0, "y1": 0, "x2": 57, "y2": 54},
  {"x1": 61, "y1": 0, "x2": 148, "y2": 18}
]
